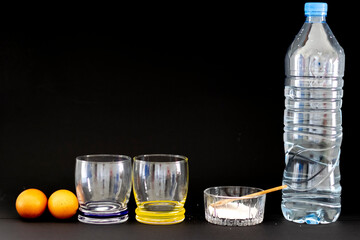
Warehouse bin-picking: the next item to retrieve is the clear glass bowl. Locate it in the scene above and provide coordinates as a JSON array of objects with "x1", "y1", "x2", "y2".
[{"x1": 204, "y1": 186, "x2": 266, "y2": 226}]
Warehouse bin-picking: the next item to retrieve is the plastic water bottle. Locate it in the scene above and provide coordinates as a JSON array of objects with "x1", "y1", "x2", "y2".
[{"x1": 281, "y1": 2, "x2": 344, "y2": 224}]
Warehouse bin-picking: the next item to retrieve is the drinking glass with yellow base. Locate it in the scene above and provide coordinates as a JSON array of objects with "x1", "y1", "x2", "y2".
[{"x1": 132, "y1": 154, "x2": 189, "y2": 225}]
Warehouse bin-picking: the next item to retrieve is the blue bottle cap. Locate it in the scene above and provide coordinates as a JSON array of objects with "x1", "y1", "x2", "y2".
[{"x1": 305, "y1": 2, "x2": 328, "y2": 16}]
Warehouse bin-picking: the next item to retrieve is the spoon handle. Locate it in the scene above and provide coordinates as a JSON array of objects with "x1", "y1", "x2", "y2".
[{"x1": 210, "y1": 185, "x2": 287, "y2": 208}]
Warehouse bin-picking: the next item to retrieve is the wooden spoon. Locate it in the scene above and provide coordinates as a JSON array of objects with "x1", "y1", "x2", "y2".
[{"x1": 210, "y1": 185, "x2": 288, "y2": 208}]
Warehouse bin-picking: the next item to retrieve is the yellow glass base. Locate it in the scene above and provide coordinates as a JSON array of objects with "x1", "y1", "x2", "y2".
[{"x1": 135, "y1": 207, "x2": 186, "y2": 225}]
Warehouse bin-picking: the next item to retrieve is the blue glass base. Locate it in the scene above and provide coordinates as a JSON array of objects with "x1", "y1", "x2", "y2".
[{"x1": 78, "y1": 208, "x2": 129, "y2": 224}]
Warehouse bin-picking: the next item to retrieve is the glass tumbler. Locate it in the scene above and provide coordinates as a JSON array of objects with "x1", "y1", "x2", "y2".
[
  {"x1": 132, "y1": 154, "x2": 189, "y2": 225},
  {"x1": 75, "y1": 154, "x2": 132, "y2": 224}
]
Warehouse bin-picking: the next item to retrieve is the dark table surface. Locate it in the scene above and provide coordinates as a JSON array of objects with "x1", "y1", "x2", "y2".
[{"x1": 1, "y1": 198, "x2": 359, "y2": 240}]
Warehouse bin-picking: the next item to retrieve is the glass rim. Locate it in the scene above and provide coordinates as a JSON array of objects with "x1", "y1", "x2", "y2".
[
  {"x1": 204, "y1": 186, "x2": 264, "y2": 199},
  {"x1": 76, "y1": 154, "x2": 132, "y2": 162},
  {"x1": 133, "y1": 154, "x2": 188, "y2": 163}
]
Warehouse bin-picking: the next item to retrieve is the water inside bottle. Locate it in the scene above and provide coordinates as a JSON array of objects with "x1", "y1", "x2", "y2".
[{"x1": 283, "y1": 145, "x2": 340, "y2": 191}]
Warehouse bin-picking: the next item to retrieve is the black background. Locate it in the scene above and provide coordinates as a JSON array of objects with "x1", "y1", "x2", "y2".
[{"x1": 0, "y1": 0, "x2": 358, "y2": 221}]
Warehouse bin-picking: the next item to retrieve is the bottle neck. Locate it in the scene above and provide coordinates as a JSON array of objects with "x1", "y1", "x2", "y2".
[{"x1": 306, "y1": 15, "x2": 326, "y2": 23}]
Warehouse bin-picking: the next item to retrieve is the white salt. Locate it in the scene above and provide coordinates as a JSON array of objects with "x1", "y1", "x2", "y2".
[{"x1": 208, "y1": 202, "x2": 258, "y2": 219}]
